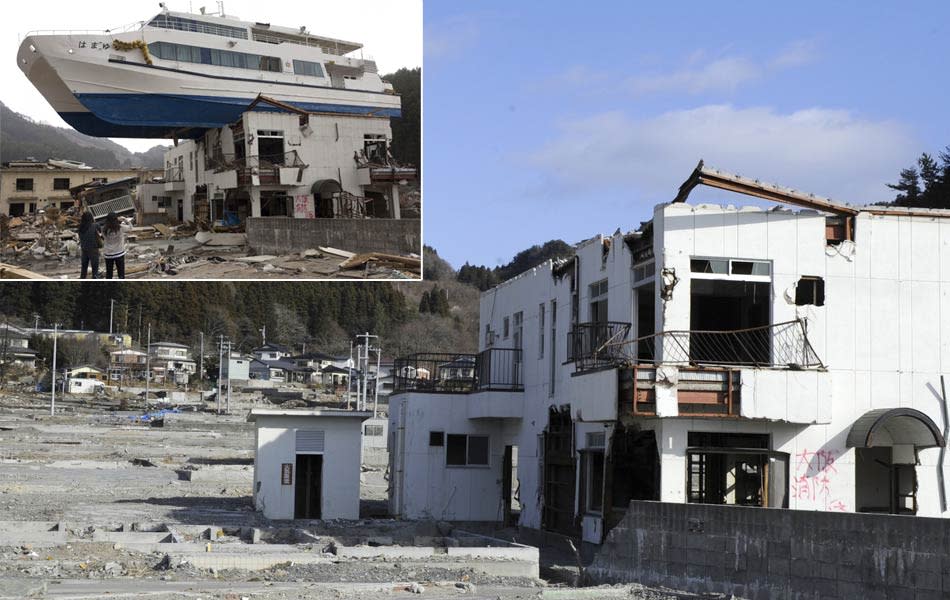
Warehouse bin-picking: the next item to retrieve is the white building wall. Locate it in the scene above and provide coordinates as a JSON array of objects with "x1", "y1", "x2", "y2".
[{"x1": 252, "y1": 414, "x2": 365, "y2": 520}]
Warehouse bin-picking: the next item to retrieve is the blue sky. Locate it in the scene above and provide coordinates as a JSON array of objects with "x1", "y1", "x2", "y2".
[{"x1": 423, "y1": 1, "x2": 950, "y2": 268}]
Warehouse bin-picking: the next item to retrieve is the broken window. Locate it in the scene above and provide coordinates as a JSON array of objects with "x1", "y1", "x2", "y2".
[
  {"x1": 795, "y1": 276, "x2": 825, "y2": 306},
  {"x1": 15, "y1": 178, "x2": 33, "y2": 192},
  {"x1": 636, "y1": 285, "x2": 655, "y2": 361},
  {"x1": 691, "y1": 258, "x2": 770, "y2": 277},
  {"x1": 685, "y1": 432, "x2": 788, "y2": 508},
  {"x1": 429, "y1": 431, "x2": 444, "y2": 447},
  {"x1": 259, "y1": 191, "x2": 290, "y2": 217},
  {"x1": 446, "y1": 434, "x2": 489, "y2": 467},
  {"x1": 363, "y1": 134, "x2": 388, "y2": 164},
  {"x1": 53, "y1": 178, "x2": 70, "y2": 191},
  {"x1": 589, "y1": 279, "x2": 608, "y2": 323},
  {"x1": 690, "y1": 279, "x2": 771, "y2": 364},
  {"x1": 633, "y1": 261, "x2": 655, "y2": 282},
  {"x1": 257, "y1": 131, "x2": 285, "y2": 166},
  {"x1": 503, "y1": 317, "x2": 510, "y2": 339}
]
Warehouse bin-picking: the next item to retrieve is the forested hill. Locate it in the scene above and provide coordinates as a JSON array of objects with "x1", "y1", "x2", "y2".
[
  {"x1": 382, "y1": 67, "x2": 421, "y2": 170},
  {"x1": 0, "y1": 282, "x2": 412, "y2": 356},
  {"x1": 0, "y1": 102, "x2": 169, "y2": 168}
]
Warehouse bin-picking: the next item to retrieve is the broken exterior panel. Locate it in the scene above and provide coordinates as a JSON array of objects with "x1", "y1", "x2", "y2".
[{"x1": 389, "y1": 186, "x2": 950, "y2": 543}]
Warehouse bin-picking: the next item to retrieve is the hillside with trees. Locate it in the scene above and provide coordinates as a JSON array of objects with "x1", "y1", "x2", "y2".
[
  {"x1": 454, "y1": 240, "x2": 575, "y2": 291},
  {"x1": 0, "y1": 102, "x2": 169, "y2": 168},
  {"x1": 382, "y1": 68, "x2": 421, "y2": 171}
]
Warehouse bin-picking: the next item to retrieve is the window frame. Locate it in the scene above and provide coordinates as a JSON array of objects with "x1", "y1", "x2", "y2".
[{"x1": 445, "y1": 433, "x2": 490, "y2": 468}]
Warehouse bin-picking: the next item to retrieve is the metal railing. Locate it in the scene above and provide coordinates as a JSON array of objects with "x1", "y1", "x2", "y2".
[
  {"x1": 393, "y1": 348, "x2": 523, "y2": 394},
  {"x1": 607, "y1": 319, "x2": 824, "y2": 369},
  {"x1": 567, "y1": 321, "x2": 631, "y2": 371},
  {"x1": 87, "y1": 194, "x2": 135, "y2": 220}
]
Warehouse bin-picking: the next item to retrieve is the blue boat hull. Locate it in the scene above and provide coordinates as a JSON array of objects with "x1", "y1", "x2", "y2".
[{"x1": 63, "y1": 93, "x2": 402, "y2": 138}]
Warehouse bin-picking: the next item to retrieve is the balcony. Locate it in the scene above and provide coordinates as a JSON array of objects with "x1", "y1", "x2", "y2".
[
  {"x1": 393, "y1": 348, "x2": 523, "y2": 394},
  {"x1": 611, "y1": 320, "x2": 828, "y2": 423},
  {"x1": 567, "y1": 321, "x2": 631, "y2": 372},
  {"x1": 208, "y1": 151, "x2": 308, "y2": 187}
]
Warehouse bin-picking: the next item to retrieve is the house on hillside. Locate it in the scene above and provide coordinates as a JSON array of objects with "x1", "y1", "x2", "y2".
[
  {"x1": 389, "y1": 163, "x2": 950, "y2": 543},
  {"x1": 0, "y1": 324, "x2": 39, "y2": 369},
  {"x1": 149, "y1": 341, "x2": 197, "y2": 385}
]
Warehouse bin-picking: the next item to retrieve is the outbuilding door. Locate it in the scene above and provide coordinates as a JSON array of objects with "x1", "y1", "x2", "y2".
[{"x1": 294, "y1": 454, "x2": 323, "y2": 519}]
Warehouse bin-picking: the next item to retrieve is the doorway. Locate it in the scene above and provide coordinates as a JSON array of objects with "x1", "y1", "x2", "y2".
[
  {"x1": 690, "y1": 279, "x2": 770, "y2": 364},
  {"x1": 542, "y1": 406, "x2": 578, "y2": 535},
  {"x1": 855, "y1": 447, "x2": 918, "y2": 514},
  {"x1": 294, "y1": 454, "x2": 323, "y2": 519},
  {"x1": 502, "y1": 445, "x2": 520, "y2": 526}
]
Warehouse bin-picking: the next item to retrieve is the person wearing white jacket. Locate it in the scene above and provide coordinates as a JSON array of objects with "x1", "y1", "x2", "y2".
[{"x1": 101, "y1": 211, "x2": 132, "y2": 279}]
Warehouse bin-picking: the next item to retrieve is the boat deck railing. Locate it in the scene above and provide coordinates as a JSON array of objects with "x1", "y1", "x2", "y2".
[{"x1": 23, "y1": 21, "x2": 145, "y2": 38}]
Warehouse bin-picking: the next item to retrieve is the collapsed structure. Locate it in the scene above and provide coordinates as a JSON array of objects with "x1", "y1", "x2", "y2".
[{"x1": 389, "y1": 162, "x2": 950, "y2": 543}]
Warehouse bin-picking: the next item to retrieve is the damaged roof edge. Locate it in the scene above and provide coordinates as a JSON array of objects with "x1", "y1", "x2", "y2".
[
  {"x1": 673, "y1": 159, "x2": 950, "y2": 219},
  {"x1": 672, "y1": 160, "x2": 859, "y2": 216}
]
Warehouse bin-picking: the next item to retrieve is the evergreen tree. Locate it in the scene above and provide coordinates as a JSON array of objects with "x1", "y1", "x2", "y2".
[
  {"x1": 887, "y1": 167, "x2": 921, "y2": 206},
  {"x1": 418, "y1": 290, "x2": 431, "y2": 314}
]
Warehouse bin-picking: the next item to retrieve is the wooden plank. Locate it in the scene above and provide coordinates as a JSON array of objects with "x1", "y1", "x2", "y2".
[
  {"x1": 152, "y1": 223, "x2": 172, "y2": 237},
  {"x1": 318, "y1": 246, "x2": 356, "y2": 259},
  {"x1": 0, "y1": 263, "x2": 46, "y2": 279},
  {"x1": 339, "y1": 252, "x2": 421, "y2": 270}
]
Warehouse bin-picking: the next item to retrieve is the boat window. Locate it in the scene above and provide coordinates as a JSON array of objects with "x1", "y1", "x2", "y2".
[
  {"x1": 147, "y1": 14, "x2": 248, "y2": 40},
  {"x1": 293, "y1": 59, "x2": 325, "y2": 78},
  {"x1": 147, "y1": 42, "x2": 281, "y2": 73}
]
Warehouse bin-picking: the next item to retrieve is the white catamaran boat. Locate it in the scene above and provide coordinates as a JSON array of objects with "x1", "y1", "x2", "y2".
[{"x1": 17, "y1": 6, "x2": 401, "y2": 138}]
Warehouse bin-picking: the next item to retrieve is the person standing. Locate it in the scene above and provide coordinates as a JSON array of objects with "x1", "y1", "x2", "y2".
[
  {"x1": 102, "y1": 212, "x2": 131, "y2": 279},
  {"x1": 77, "y1": 211, "x2": 101, "y2": 279}
]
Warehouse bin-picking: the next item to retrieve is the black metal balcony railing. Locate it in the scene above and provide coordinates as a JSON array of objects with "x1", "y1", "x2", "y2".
[
  {"x1": 567, "y1": 321, "x2": 632, "y2": 371},
  {"x1": 607, "y1": 319, "x2": 824, "y2": 369},
  {"x1": 393, "y1": 348, "x2": 523, "y2": 394}
]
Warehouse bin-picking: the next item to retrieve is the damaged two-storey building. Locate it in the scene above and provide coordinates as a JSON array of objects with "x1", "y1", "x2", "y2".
[{"x1": 389, "y1": 163, "x2": 950, "y2": 543}]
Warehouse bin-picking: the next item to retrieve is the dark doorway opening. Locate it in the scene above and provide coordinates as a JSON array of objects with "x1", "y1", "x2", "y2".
[
  {"x1": 636, "y1": 286, "x2": 655, "y2": 360},
  {"x1": 502, "y1": 445, "x2": 520, "y2": 526},
  {"x1": 855, "y1": 447, "x2": 918, "y2": 514},
  {"x1": 605, "y1": 427, "x2": 659, "y2": 530},
  {"x1": 366, "y1": 190, "x2": 389, "y2": 218},
  {"x1": 690, "y1": 280, "x2": 770, "y2": 364},
  {"x1": 294, "y1": 454, "x2": 323, "y2": 519},
  {"x1": 542, "y1": 406, "x2": 578, "y2": 535}
]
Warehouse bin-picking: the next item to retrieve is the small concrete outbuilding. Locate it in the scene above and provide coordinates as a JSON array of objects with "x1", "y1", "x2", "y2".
[{"x1": 247, "y1": 408, "x2": 371, "y2": 521}]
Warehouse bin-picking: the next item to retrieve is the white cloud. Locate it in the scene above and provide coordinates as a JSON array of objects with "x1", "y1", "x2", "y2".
[
  {"x1": 625, "y1": 39, "x2": 819, "y2": 96},
  {"x1": 527, "y1": 105, "x2": 917, "y2": 205},
  {"x1": 628, "y1": 57, "x2": 761, "y2": 95},
  {"x1": 771, "y1": 39, "x2": 820, "y2": 69},
  {"x1": 424, "y1": 15, "x2": 482, "y2": 62}
]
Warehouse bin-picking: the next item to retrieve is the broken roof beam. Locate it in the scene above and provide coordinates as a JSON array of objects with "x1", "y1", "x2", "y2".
[
  {"x1": 247, "y1": 94, "x2": 312, "y2": 116},
  {"x1": 673, "y1": 160, "x2": 859, "y2": 216}
]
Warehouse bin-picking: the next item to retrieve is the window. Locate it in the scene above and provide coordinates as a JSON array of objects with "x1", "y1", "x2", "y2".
[
  {"x1": 364, "y1": 424, "x2": 383, "y2": 437},
  {"x1": 148, "y1": 14, "x2": 248, "y2": 39},
  {"x1": 446, "y1": 434, "x2": 489, "y2": 467},
  {"x1": 513, "y1": 311, "x2": 523, "y2": 350},
  {"x1": 15, "y1": 178, "x2": 33, "y2": 191},
  {"x1": 685, "y1": 432, "x2": 788, "y2": 508},
  {"x1": 590, "y1": 279, "x2": 608, "y2": 323},
  {"x1": 147, "y1": 41, "x2": 280, "y2": 73},
  {"x1": 549, "y1": 299, "x2": 557, "y2": 395},
  {"x1": 293, "y1": 59, "x2": 325, "y2": 78},
  {"x1": 53, "y1": 178, "x2": 70, "y2": 190},
  {"x1": 633, "y1": 261, "x2": 655, "y2": 282},
  {"x1": 691, "y1": 258, "x2": 771, "y2": 278},
  {"x1": 503, "y1": 317, "x2": 510, "y2": 339},
  {"x1": 92, "y1": 177, "x2": 107, "y2": 183},
  {"x1": 584, "y1": 450, "x2": 605, "y2": 513},
  {"x1": 484, "y1": 325, "x2": 494, "y2": 348},
  {"x1": 795, "y1": 276, "x2": 825, "y2": 306},
  {"x1": 538, "y1": 303, "x2": 545, "y2": 358},
  {"x1": 429, "y1": 431, "x2": 444, "y2": 447}
]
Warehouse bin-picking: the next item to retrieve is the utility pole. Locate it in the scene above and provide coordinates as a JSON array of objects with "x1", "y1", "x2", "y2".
[
  {"x1": 199, "y1": 332, "x2": 204, "y2": 390},
  {"x1": 137, "y1": 305, "x2": 142, "y2": 347},
  {"x1": 50, "y1": 323, "x2": 59, "y2": 416},
  {"x1": 145, "y1": 323, "x2": 151, "y2": 412},
  {"x1": 356, "y1": 332, "x2": 378, "y2": 413},
  {"x1": 374, "y1": 344, "x2": 381, "y2": 418},
  {"x1": 109, "y1": 298, "x2": 115, "y2": 334},
  {"x1": 347, "y1": 341, "x2": 353, "y2": 409},
  {"x1": 225, "y1": 339, "x2": 231, "y2": 414}
]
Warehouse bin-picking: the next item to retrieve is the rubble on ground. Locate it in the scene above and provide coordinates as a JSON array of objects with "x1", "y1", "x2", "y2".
[{"x1": 0, "y1": 214, "x2": 420, "y2": 279}]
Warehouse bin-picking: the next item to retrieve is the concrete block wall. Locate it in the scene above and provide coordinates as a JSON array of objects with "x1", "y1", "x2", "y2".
[
  {"x1": 588, "y1": 501, "x2": 950, "y2": 599},
  {"x1": 246, "y1": 217, "x2": 420, "y2": 255}
]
